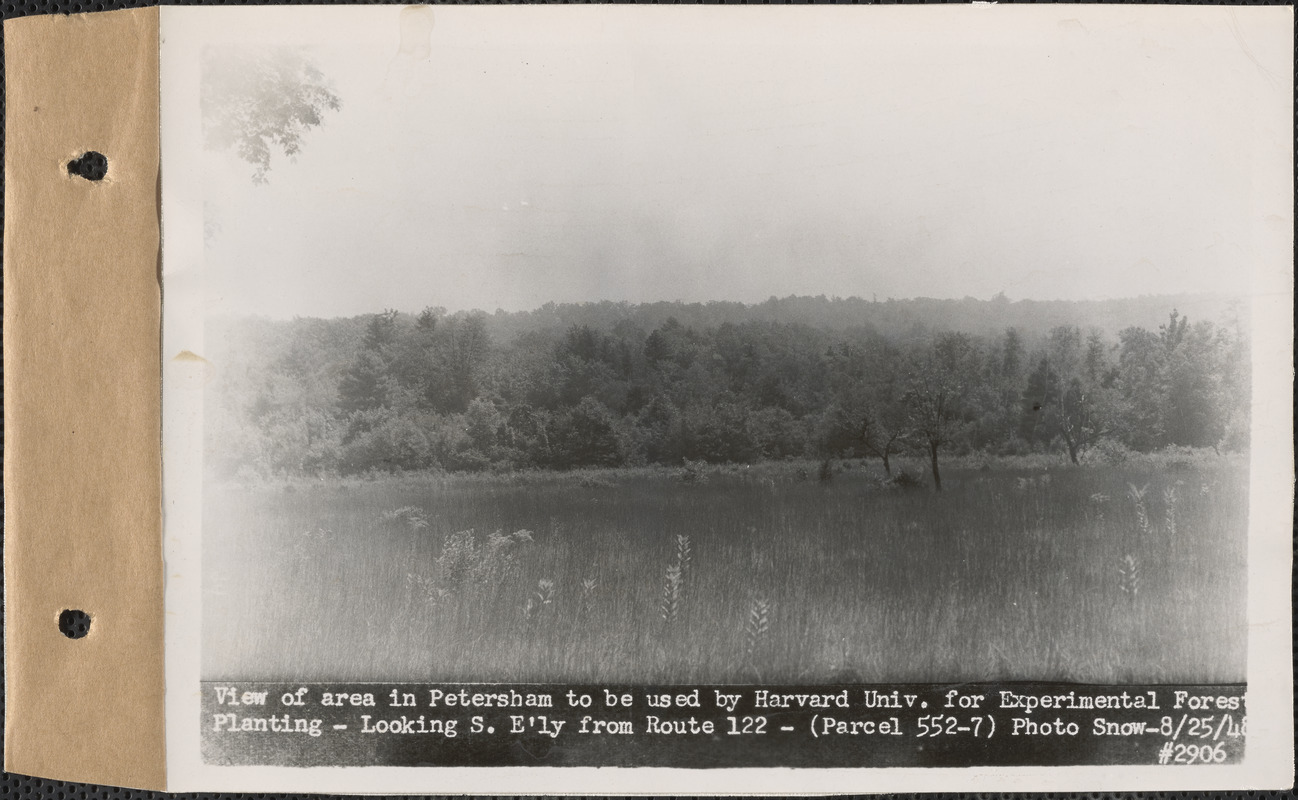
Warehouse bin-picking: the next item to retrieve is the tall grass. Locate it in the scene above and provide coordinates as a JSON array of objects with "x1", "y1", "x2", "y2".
[{"x1": 202, "y1": 456, "x2": 1248, "y2": 684}]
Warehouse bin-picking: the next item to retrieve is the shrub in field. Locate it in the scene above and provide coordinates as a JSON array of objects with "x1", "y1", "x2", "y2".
[
  {"x1": 885, "y1": 467, "x2": 926, "y2": 490},
  {"x1": 1014, "y1": 473, "x2": 1052, "y2": 492},
  {"x1": 678, "y1": 459, "x2": 710, "y2": 485},
  {"x1": 522, "y1": 578, "x2": 556, "y2": 621},
  {"x1": 1088, "y1": 437, "x2": 1132, "y2": 465},
  {"x1": 379, "y1": 505, "x2": 428, "y2": 531},
  {"x1": 436, "y1": 530, "x2": 480, "y2": 590},
  {"x1": 436, "y1": 528, "x2": 533, "y2": 593},
  {"x1": 577, "y1": 472, "x2": 614, "y2": 489},
  {"x1": 1148, "y1": 445, "x2": 1218, "y2": 473}
]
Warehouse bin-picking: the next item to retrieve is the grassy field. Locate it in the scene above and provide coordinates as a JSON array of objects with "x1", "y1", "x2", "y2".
[{"x1": 202, "y1": 454, "x2": 1248, "y2": 684}]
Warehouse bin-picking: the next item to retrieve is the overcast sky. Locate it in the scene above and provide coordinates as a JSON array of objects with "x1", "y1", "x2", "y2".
[{"x1": 188, "y1": 6, "x2": 1291, "y2": 319}]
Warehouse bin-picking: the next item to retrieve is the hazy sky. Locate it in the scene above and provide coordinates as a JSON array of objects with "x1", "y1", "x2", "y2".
[{"x1": 188, "y1": 6, "x2": 1291, "y2": 319}]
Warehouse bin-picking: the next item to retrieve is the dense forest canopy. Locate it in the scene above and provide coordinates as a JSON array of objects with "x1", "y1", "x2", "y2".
[{"x1": 207, "y1": 293, "x2": 1250, "y2": 483}]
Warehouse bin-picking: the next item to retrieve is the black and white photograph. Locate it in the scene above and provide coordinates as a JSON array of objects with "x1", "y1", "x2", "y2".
[{"x1": 158, "y1": 5, "x2": 1292, "y2": 792}]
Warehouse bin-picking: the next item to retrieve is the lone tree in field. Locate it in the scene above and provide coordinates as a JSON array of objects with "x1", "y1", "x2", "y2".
[
  {"x1": 820, "y1": 337, "x2": 907, "y2": 475},
  {"x1": 859, "y1": 406, "x2": 907, "y2": 477},
  {"x1": 904, "y1": 333, "x2": 978, "y2": 491}
]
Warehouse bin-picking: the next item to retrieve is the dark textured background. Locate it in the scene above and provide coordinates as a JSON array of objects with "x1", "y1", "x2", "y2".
[{"x1": 0, "y1": 0, "x2": 1293, "y2": 796}]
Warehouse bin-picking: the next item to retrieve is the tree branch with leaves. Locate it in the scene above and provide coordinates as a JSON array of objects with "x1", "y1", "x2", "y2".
[{"x1": 202, "y1": 47, "x2": 342, "y2": 184}]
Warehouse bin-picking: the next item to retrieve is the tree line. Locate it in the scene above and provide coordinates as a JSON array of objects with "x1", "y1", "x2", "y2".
[{"x1": 209, "y1": 299, "x2": 1249, "y2": 487}]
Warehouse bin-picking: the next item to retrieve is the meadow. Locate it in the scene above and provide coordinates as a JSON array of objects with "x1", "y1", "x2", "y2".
[{"x1": 202, "y1": 453, "x2": 1248, "y2": 684}]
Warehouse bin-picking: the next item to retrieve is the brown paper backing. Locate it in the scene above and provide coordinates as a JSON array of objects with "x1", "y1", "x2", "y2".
[{"x1": 3, "y1": 7, "x2": 165, "y2": 790}]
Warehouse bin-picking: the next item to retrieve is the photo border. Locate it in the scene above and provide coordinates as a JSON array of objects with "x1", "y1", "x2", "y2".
[{"x1": 158, "y1": 5, "x2": 1294, "y2": 792}]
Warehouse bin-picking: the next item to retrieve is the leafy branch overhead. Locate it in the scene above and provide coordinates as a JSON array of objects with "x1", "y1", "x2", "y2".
[{"x1": 201, "y1": 48, "x2": 342, "y2": 183}]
